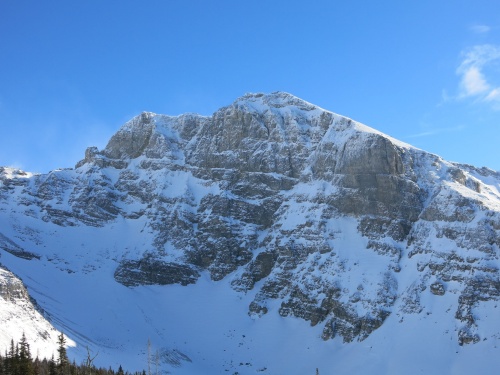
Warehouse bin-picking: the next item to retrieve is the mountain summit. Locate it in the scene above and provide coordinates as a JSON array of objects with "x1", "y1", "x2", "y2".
[{"x1": 1, "y1": 92, "x2": 500, "y2": 374}]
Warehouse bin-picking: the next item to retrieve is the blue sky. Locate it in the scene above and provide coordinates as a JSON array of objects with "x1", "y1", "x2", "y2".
[{"x1": 1, "y1": 0, "x2": 499, "y2": 173}]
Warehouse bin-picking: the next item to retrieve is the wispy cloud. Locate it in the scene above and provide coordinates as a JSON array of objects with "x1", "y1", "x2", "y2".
[
  {"x1": 469, "y1": 24, "x2": 491, "y2": 34},
  {"x1": 456, "y1": 44, "x2": 500, "y2": 108},
  {"x1": 459, "y1": 66, "x2": 490, "y2": 96},
  {"x1": 405, "y1": 125, "x2": 465, "y2": 139},
  {"x1": 485, "y1": 88, "x2": 500, "y2": 102}
]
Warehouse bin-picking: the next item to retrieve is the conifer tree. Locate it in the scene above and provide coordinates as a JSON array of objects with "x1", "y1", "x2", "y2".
[
  {"x1": 19, "y1": 332, "x2": 34, "y2": 375},
  {"x1": 57, "y1": 333, "x2": 69, "y2": 375},
  {"x1": 49, "y1": 355, "x2": 57, "y2": 375},
  {"x1": 0, "y1": 352, "x2": 4, "y2": 375},
  {"x1": 70, "y1": 360, "x2": 77, "y2": 375},
  {"x1": 7, "y1": 340, "x2": 15, "y2": 369},
  {"x1": 6, "y1": 339, "x2": 19, "y2": 375},
  {"x1": 33, "y1": 357, "x2": 41, "y2": 375}
]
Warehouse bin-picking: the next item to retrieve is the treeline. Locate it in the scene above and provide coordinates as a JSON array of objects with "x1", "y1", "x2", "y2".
[{"x1": 0, "y1": 333, "x2": 144, "y2": 375}]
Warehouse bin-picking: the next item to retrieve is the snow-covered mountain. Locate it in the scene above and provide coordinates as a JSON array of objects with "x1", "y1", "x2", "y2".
[{"x1": 1, "y1": 92, "x2": 500, "y2": 374}]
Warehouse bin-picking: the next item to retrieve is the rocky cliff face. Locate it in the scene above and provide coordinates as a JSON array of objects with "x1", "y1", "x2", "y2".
[
  {"x1": 1, "y1": 92, "x2": 500, "y2": 371},
  {"x1": 0, "y1": 265, "x2": 64, "y2": 356}
]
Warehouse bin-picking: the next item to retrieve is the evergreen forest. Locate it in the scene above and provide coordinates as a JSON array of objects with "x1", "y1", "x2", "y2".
[{"x1": 0, "y1": 334, "x2": 144, "y2": 375}]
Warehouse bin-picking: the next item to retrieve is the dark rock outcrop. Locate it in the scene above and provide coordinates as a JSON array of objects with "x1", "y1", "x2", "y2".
[{"x1": 114, "y1": 257, "x2": 200, "y2": 287}]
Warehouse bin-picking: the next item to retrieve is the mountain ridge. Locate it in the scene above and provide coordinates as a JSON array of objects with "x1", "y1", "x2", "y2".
[{"x1": 1, "y1": 92, "x2": 500, "y2": 374}]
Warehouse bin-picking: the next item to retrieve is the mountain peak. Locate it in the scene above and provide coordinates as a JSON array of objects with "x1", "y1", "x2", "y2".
[
  {"x1": 232, "y1": 91, "x2": 319, "y2": 113},
  {"x1": 76, "y1": 92, "x2": 411, "y2": 175}
]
